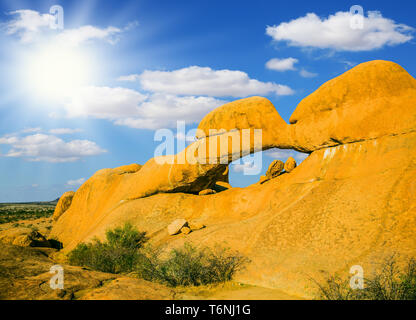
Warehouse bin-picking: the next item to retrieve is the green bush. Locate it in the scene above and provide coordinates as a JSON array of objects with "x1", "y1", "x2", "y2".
[
  {"x1": 68, "y1": 223, "x2": 148, "y2": 274},
  {"x1": 316, "y1": 256, "x2": 416, "y2": 300},
  {"x1": 106, "y1": 223, "x2": 148, "y2": 250},
  {"x1": 135, "y1": 244, "x2": 248, "y2": 287},
  {"x1": 68, "y1": 224, "x2": 248, "y2": 286}
]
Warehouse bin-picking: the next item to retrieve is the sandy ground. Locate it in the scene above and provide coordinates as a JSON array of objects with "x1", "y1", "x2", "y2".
[{"x1": 0, "y1": 241, "x2": 301, "y2": 300}]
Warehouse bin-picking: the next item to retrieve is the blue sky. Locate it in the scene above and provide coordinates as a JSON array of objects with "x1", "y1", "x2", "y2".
[{"x1": 0, "y1": 0, "x2": 415, "y2": 202}]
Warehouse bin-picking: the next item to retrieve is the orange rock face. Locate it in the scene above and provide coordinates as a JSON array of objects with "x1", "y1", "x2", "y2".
[
  {"x1": 197, "y1": 96, "x2": 291, "y2": 148},
  {"x1": 198, "y1": 189, "x2": 216, "y2": 196},
  {"x1": 288, "y1": 60, "x2": 416, "y2": 152},
  {"x1": 52, "y1": 191, "x2": 75, "y2": 221},
  {"x1": 50, "y1": 60, "x2": 416, "y2": 298},
  {"x1": 284, "y1": 157, "x2": 296, "y2": 173},
  {"x1": 265, "y1": 160, "x2": 284, "y2": 179},
  {"x1": 167, "y1": 219, "x2": 188, "y2": 235}
]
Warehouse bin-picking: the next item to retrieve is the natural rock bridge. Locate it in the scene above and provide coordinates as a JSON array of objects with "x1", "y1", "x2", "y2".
[{"x1": 50, "y1": 60, "x2": 416, "y2": 298}]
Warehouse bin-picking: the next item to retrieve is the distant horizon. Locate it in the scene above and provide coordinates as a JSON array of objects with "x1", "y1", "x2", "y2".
[{"x1": 0, "y1": 199, "x2": 59, "y2": 204}]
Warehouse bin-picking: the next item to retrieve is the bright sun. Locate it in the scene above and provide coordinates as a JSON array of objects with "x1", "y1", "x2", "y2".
[{"x1": 25, "y1": 45, "x2": 92, "y2": 100}]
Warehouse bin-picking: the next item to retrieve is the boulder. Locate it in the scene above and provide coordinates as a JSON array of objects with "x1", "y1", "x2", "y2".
[
  {"x1": 12, "y1": 230, "x2": 50, "y2": 247},
  {"x1": 214, "y1": 181, "x2": 233, "y2": 192},
  {"x1": 258, "y1": 175, "x2": 268, "y2": 184},
  {"x1": 199, "y1": 189, "x2": 216, "y2": 196},
  {"x1": 167, "y1": 219, "x2": 188, "y2": 235},
  {"x1": 53, "y1": 191, "x2": 75, "y2": 221},
  {"x1": 196, "y1": 96, "x2": 291, "y2": 148},
  {"x1": 284, "y1": 157, "x2": 296, "y2": 173},
  {"x1": 180, "y1": 227, "x2": 191, "y2": 235},
  {"x1": 265, "y1": 160, "x2": 284, "y2": 179},
  {"x1": 189, "y1": 222, "x2": 205, "y2": 231}
]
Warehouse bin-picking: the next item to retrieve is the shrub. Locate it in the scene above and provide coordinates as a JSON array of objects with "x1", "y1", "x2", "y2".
[
  {"x1": 314, "y1": 275, "x2": 354, "y2": 300},
  {"x1": 135, "y1": 243, "x2": 248, "y2": 287},
  {"x1": 316, "y1": 256, "x2": 416, "y2": 300},
  {"x1": 206, "y1": 246, "x2": 249, "y2": 283},
  {"x1": 106, "y1": 223, "x2": 148, "y2": 250},
  {"x1": 68, "y1": 223, "x2": 148, "y2": 274},
  {"x1": 68, "y1": 224, "x2": 248, "y2": 286}
]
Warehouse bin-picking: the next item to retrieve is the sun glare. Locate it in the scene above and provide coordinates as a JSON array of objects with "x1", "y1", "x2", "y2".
[{"x1": 25, "y1": 45, "x2": 92, "y2": 100}]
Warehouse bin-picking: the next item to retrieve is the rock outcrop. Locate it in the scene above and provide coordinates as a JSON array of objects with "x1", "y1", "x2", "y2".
[
  {"x1": 12, "y1": 230, "x2": 50, "y2": 247},
  {"x1": 50, "y1": 60, "x2": 416, "y2": 299},
  {"x1": 167, "y1": 219, "x2": 188, "y2": 235},
  {"x1": 214, "y1": 181, "x2": 232, "y2": 192},
  {"x1": 265, "y1": 160, "x2": 284, "y2": 179},
  {"x1": 258, "y1": 175, "x2": 268, "y2": 184},
  {"x1": 188, "y1": 222, "x2": 205, "y2": 231},
  {"x1": 180, "y1": 227, "x2": 191, "y2": 235},
  {"x1": 0, "y1": 219, "x2": 53, "y2": 248},
  {"x1": 287, "y1": 60, "x2": 416, "y2": 152},
  {"x1": 0, "y1": 244, "x2": 175, "y2": 300},
  {"x1": 284, "y1": 157, "x2": 296, "y2": 173},
  {"x1": 53, "y1": 191, "x2": 75, "y2": 221},
  {"x1": 199, "y1": 189, "x2": 216, "y2": 196},
  {"x1": 196, "y1": 96, "x2": 291, "y2": 149}
]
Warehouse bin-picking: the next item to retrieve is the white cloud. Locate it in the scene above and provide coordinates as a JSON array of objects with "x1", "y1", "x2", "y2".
[
  {"x1": 114, "y1": 94, "x2": 226, "y2": 129},
  {"x1": 0, "y1": 133, "x2": 106, "y2": 162},
  {"x1": 55, "y1": 25, "x2": 122, "y2": 47},
  {"x1": 0, "y1": 136, "x2": 18, "y2": 144},
  {"x1": 265, "y1": 58, "x2": 298, "y2": 71},
  {"x1": 3, "y1": 9, "x2": 124, "y2": 46},
  {"x1": 233, "y1": 161, "x2": 259, "y2": 173},
  {"x1": 64, "y1": 64, "x2": 293, "y2": 129},
  {"x1": 265, "y1": 148, "x2": 309, "y2": 163},
  {"x1": 4, "y1": 10, "x2": 54, "y2": 43},
  {"x1": 61, "y1": 86, "x2": 225, "y2": 129},
  {"x1": 265, "y1": 58, "x2": 318, "y2": 78},
  {"x1": 117, "y1": 74, "x2": 140, "y2": 82},
  {"x1": 137, "y1": 66, "x2": 294, "y2": 97},
  {"x1": 96, "y1": 65, "x2": 295, "y2": 129},
  {"x1": 21, "y1": 127, "x2": 42, "y2": 133},
  {"x1": 65, "y1": 86, "x2": 148, "y2": 119},
  {"x1": 266, "y1": 11, "x2": 413, "y2": 51},
  {"x1": 67, "y1": 178, "x2": 86, "y2": 186},
  {"x1": 299, "y1": 69, "x2": 318, "y2": 78},
  {"x1": 49, "y1": 128, "x2": 84, "y2": 135}
]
